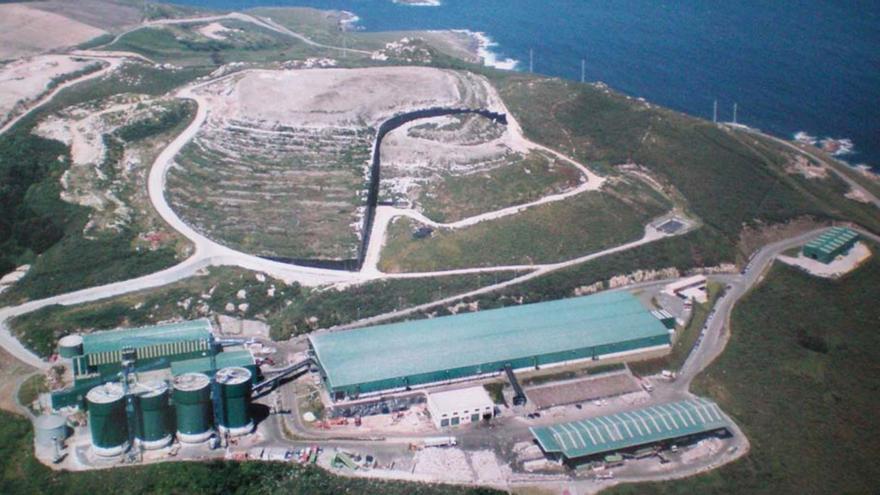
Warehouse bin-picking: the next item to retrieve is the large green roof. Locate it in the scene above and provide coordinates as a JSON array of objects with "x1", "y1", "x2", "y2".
[
  {"x1": 309, "y1": 291, "x2": 669, "y2": 390},
  {"x1": 804, "y1": 227, "x2": 859, "y2": 255},
  {"x1": 530, "y1": 398, "x2": 730, "y2": 459},
  {"x1": 82, "y1": 319, "x2": 213, "y2": 355},
  {"x1": 170, "y1": 349, "x2": 255, "y2": 376}
]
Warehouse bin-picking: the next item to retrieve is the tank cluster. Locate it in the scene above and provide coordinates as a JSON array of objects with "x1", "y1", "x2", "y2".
[{"x1": 83, "y1": 367, "x2": 254, "y2": 457}]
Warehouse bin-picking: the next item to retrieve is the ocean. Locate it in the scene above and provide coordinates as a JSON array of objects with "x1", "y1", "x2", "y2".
[{"x1": 174, "y1": 0, "x2": 880, "y2": 171}]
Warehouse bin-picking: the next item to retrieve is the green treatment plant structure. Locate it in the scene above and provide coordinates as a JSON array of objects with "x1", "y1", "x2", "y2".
[
  {"x1": 50, "y1": 319, "x2": 256, "y2": 409},
  {"x1": 309, "y1": 291, "x2": 672, "y2": 400},
  {"x1": 529, "y1": 398, "x2": 732, "y2": 465},
  {"x1": 47, "y1": 319, "x2": 260, "y2": 454},
  {"x1": 802, "y1": 227, "x2": 860, "y2": 264}
]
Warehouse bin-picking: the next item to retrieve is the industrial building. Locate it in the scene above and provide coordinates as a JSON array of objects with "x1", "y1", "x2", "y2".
[
  {"x1": 426, "y1": 387, "x2": 495, "y2": 429},
  {"x1": 803, "y1": 227, "x2": 860, "y2": 264},
  {"x1": 529, "y1": 398, "x2": 731, "y2": 464},
  {"x1": 51, "y1": 319, "x2": 255, "y2": 409},
  {"x1": 39, "y1": 318, "x2": 271, "y2": 457},
  {"x1": 309, "y1": 291, "x2": 671, "y2": 400}
]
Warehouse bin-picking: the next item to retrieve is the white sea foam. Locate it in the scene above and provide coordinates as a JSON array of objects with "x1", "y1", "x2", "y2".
[
  {"x1": 339, "y1": 10, "x2": 361, "y2": 30},
  {"x1": 793, "y1": 131, "x2": 817, "y2": 146},
  {"x1": 464, "y1": 31, "x2": 519, "y2": 71},
  {"x1": 392, "y1": 0, "x2": 442, "y2": 6},
  {"x1": 819, "y1": 137, "x2": 855, "y2": 156}
]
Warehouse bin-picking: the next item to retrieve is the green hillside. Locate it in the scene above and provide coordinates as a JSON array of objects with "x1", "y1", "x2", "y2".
[{"x1": 607, "y1": 250, "x2": 880, "y2": 494}]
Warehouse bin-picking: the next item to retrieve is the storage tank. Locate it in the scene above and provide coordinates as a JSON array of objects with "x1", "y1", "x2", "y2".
[
  {"x1": 172, "y1": 373, "x2": 213, "y2": 443},
  {"x1": 34, "y1": 414, "x2": 68, "y2": 448},
  {"x1": 86, "y1": 382, "x2": 129, "y2": 456},
  {"x1": 131, "y1": 380, "x2": 172, "y2": 450},
  {"x1": 215, "y1": 367, "x2": 253, "y2": 436},
  {"x1": 58, "y1": 334, "x2": 83, "y2": 359}
]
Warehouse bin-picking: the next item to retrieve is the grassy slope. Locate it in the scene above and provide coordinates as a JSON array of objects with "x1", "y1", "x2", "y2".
[
  {"x1": 8, "y1": 266, "x2": 520, "y2": 355},
  {"x1": 417, "y1": 152, "x2": 584, "y2": 223},
  {"x1": 0, "y1": 411, "x2": 499, "y2": 495},
  {"x1": 268, "y1": 271, "x2": 521, "y2": 339},
  {"x1": 380, "y1": 178, "x2": 669, "y2": 272},
  {"x1": 105, "y1": 21, "x2": 330, "y2": 67},
  {"x1": 607, "y1": 252, "x2": 880, "y2": 495},
  {"x1": 378, "y1": 68, "x2": 878, "y2": 275},
  {"x1": 493, "y1": 75, "x2": 880, "y2": 253}
]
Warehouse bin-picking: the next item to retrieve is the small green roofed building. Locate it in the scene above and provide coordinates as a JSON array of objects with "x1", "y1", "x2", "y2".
[
  {"x1": 802, "y1": 227, "x2": 859, "y2": 264},
  {"x1": 77, "y1": 319, "x2": 213, "y2": 379},
  {"x1": 309, "y1": 291, "x2": 671, "y2": 400},
  {"x1": 530, "y1": 398, "x2": 731, "y2": 464}
]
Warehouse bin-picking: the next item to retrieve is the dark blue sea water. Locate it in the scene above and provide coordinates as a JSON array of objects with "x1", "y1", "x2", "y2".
[{"x1": 175, "y1": 0, "x2": 880, "y2": 171}]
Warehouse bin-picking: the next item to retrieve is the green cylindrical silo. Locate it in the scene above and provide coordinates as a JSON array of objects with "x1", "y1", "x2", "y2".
[
  {"x1": 173, "y1": 373, "x2": 213, "y2": 443},
  {"x1": 132, "y1": 380, "x2": 172, "y2": 450},
  {"x1": 216, "y1": 367, "x2": 253, "y2": 437},
  {"x1": 86, "y1": 382, "x2": 128, "y2": 457}
]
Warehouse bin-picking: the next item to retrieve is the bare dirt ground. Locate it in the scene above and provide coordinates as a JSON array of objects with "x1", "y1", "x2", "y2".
[
  {"x1": 222, "y1": 67, "x2": 495, "y2": 125},
  {"x1": 0, "y1": 345, "x2": 36, "y2": 413},
  {"x1": 198, "y1": 22, "x2": 241, "y2": 40},
  {"x1": 784, "y1": 154, "x2": 828, "y2": 179},
  {"x1": 0, "y1": 55, "x2": 98, "y2": 124},
  {"x1": 0, "y1": 4, "x2": 106, "y2": 60}
]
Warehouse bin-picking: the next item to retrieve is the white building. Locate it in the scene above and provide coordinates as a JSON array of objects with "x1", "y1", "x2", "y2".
[
  {"x1": 663, "y1": 275, "x2": 708, "y2": 304},
  {"x1": 426, "y1": 387, "x2": 495, "y2": 429}
]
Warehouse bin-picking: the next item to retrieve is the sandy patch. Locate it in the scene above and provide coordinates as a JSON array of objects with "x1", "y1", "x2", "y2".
[
  {"x1": 785, "y1": 154, "x2": 828, "y2": 179},
  {"x1": 0, "y1": 264, "x2": 30, "y2": 296},
  {"x1": 34, "y1": 94, "x2": 175, "y2": 235},
  {"x1": 198, "y1": 22, "x2": 240, "y2": 41},
  {"x1": 0, "y1": 55, "x2": 97, "y2": 124},
  {"x1": 845, "y1": 187, "x2": 872, "y2": 204},
  {"x1": 35, "y1": 94, "x2": 147, "y2": 166},
  {"x1": 0, "y1": 4, "x2": 105, "y2": 60},
  {"x1": 412, "y1": 447, "x2": 473, "y2": 482},
  {"x1": 0, "y1": 345, "x2": 37, "y2": 413}
]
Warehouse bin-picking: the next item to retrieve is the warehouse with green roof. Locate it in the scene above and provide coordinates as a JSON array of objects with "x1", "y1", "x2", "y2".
[
  {"x1": 530, "y1": 398, "x2": 731, "y2": 464},
  {"x1": 802, "y1": 227, "x2": 860, "y2": 264},
  {"x1": 309, "y1": 291, "x2": 671, "y2": 400}
]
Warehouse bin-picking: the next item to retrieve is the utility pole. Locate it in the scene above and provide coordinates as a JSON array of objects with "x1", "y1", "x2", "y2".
[
  {"x1": 581, "y1": 59, "x2": 586, "y2": 83},
  {"x1": 529, "y1": 49, "x2": 534, "y2": 73},
  {"x1": 713, "y1": 99, "x2": 717, "y2": 123}
]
